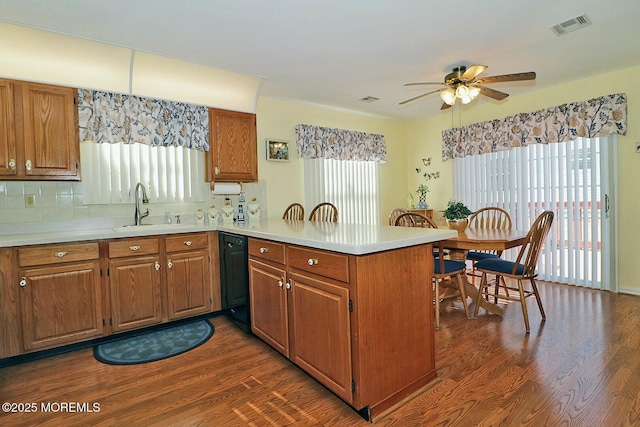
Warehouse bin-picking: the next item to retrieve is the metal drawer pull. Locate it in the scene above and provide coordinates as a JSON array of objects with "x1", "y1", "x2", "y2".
[
  {"x1": 19, "y1": 277, "x2": 26, "y2": 288},
  {"x1": 307, "y1": 258, "x2": 318, "y2": 266},
  {"x1": 167, "y1": 260, "x2": 173, "y2": 269},
  {"x1": 155, "y1": 261, "x2": 160, "y2": 271},
  {"x1": 259, "y1": 247, "x2": 269, "y2": 253},
  {"x1": 129, "y1": 245, "x2": 141, "y2": 251},
  {"x1": 54, "y1": 251, "x2": 68, "y2": 258},
  {"x1": 184, "y1": 241, "x2": 193, "y2": 246},
  {"x1": 9, "y1": 159, "x2": 16, "y2": 170},
  {"x1": 25, "y1": 159, "x2": 32, "y2": 171}
]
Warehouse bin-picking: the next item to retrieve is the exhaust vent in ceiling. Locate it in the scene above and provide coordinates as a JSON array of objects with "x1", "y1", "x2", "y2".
[
  {"x1": 550, "y1": 14, "x2": 592, "y2": 36},
  {"x1": 359, "y1": 96, "x2": 380, "y2": 103}
]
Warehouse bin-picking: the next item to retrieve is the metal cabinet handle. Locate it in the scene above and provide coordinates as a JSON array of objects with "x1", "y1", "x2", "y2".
[
  {"x1": 259, "y1": 247, "x2": 268, "y2": 254},
  {"x1": 9, "y1": 159, "x2": 15, "y2": 170},
  {"x1": 54, "y1": 251, "x2": 68, "y2": 258},
  {"x1": 214, "y1": 166, "x2": 220, "y2": 175},
  {"x1": 155, "y1": 261, "x2": 160, "y2": 271},
  {"x1": 307, "y1": 258, "x2": 318, "y2": 266},
  {"x1": 184, "y1": 241, "x2": 192, "y2": 247},
  {"x1": 167, "y1": 260, "x2": 173, "y2": 269},
  {"x1": 129, "y1": 245, "x2": 140, "y2": 251},
  {"x1": 286, "y1": 279, "x2": 292, "y2": 290},
  {"x1": 25, "y1": 160, "x2": 32, "y2": 171},
  {"x1": 19, "y1": 277, "x2": 26, "y2": 288},
  {"x1": 278, "y1": 279, "x2": 284, "y2": 288}
]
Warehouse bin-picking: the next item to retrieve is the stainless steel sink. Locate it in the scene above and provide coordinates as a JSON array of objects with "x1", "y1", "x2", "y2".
[{"x1": 112, "y1": 223, "x2": 196, "y2": 232}]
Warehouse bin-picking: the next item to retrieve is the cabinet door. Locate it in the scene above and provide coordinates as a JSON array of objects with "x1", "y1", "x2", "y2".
[
  {"x1": 166, "y1": 249, "x2": 211, "y2": 320},
  {"x1": 0, "y1": 79, "x2": 17, "y2": 177},
  {"x1": 248, "y1": 259, "x2": 288, "y2": 357},
  {"x1": 20, "y1": 82, "x2": 80, "y2": 179},
  {"x1": 19, "y1": 262, "x2": 103, "y2": 351},
  {"x1": 288, "y1": 272, "x2": 353, "y2": 403},
  {"x1": 206, "y1": 108, "x2": 257, "y2": 182},
  {"x1": 109, "y1": 256, "x2": 162, "y2": 332}
]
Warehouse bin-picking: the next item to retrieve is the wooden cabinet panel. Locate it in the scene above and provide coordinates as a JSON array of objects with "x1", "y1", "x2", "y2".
[
  {"x1": 18, "y1": 242, "x2": 99, "y2": 267},
  {"x1": 206, "y1": 108, "x2": 257, "y2": 182},
  {"x1": 108, "y1": 237, "x2": 159, "y2": 258},
  {"x1": 0, "y1": 248, "x2": 21, "y2": 358},
  {"x1": 166, "y1": 250, "x2": 211, "y2": 320},
  {"x1": 288, "y1": 245, "x2": 350, "y2": 283},
  {"x1": 19, "y1": 262, "x2": 102, "y2": 351},
  {"x1": 0, "y1": 80, "x2": 17, "y2": 177},
  {"x1": 248, "y1": 238, "x2": 286, "y2": 265},
  {"x1": 109, "y1": 256, "x2": 162, "y2": 332},
  {"x1": 249, "y1": 259, "x2": 289, "y2": 356},
  {"x1": 166, "y1": 233, "x2": 208, "y2": 252},
  {"x1": 20, "y1": 83, "x2": 80, "y2": 178},
  {"x1": 288, "y1": 271, "x2": 352, "y2": 402}
]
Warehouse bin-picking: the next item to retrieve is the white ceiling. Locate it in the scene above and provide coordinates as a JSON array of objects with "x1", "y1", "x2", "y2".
[{"x1": 1, "y1": 0, "x2": 638, "y2": 121}]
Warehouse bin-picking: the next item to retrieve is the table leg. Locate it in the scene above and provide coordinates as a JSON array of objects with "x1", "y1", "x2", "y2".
[{"x1": 447, "y1": 249, "x2": 504, "y2": 317}]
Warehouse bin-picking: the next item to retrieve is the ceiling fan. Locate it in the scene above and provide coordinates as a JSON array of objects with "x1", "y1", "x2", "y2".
[{"x1": 399, "y1": 65, "x2": 536, "y2": 109}]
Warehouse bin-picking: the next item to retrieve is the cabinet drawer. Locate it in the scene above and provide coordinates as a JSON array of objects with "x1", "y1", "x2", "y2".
[
  {"x1": 166, "y1": 233, "x2": 208, "y2": 252},
  {"x1": 288, "y1": 246, "x2": 349, "y2": 283},
  {"x1": 108, "y1": 237, "x2": 159, "y2": 258},
  {"x1": 249, "y1": 238, "x2": 286, "y2": 265},
  {"x1": 18, "y1": 242, "x2": 99, "y2": 267}
]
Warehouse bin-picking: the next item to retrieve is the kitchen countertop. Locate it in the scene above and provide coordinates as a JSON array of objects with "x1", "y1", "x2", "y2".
[{"x1": 0, "y1": 219, "x2": 456, "y2": 255}]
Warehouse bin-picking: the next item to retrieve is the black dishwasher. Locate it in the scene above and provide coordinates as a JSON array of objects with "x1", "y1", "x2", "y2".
[{"x1": 219, "y1": 232, "x2": 250, "y2": 332}]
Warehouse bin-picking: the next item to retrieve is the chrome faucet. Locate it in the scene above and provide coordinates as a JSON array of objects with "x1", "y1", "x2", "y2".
[{"x1": 134, "y1": 182, "x2": 149, "y2": 225}]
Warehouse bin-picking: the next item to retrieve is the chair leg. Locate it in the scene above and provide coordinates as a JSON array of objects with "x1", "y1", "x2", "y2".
[
  {"x1": 529, "y1": 277, "x2": 546, "y2": 319},
  {"x1": 434, "y1": 280, "x2": 440, "y2": 330},
  {"x1": 474, "y1": 272, "x2": 488, "y2": 318},
  {"x1": 455, "y1": 273, "x2": 470, "y2": 319},
  {"x1": 516, "y1": 279, "x2": 531, "y2": 333}
]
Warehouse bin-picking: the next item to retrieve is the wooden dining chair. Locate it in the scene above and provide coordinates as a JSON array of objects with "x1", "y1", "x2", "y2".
[
  {"x1": 308, "y1": 202, "x2": 338, "y2": 222},
  {"x1": 474, "y1": 210, "x2": 554, "y2": 332},
  {"x1": 388, "y1": 208, "x2": 408, "y2": 226},
  {"x1": 282, "y1": 203, "x2": 305, "y2": 220},
  {"x1": 467, "y1": 207, "x2": 513, "y2": 287},
  {"x1": 395, "y1": 212, "x2": 470, "y2": 329}
]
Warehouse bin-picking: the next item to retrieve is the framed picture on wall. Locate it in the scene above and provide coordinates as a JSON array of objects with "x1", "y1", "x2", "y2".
[{"x1": 266, "y1": 139, "x2": 290, "y2": 162}]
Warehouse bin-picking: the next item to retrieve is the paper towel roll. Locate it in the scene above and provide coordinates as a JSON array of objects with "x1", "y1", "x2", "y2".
[{"x1": 211, "y1": 183, "x2": 242, "y2": 195}]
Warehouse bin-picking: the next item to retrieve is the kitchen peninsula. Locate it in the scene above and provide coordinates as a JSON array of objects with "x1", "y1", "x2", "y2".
[{"x1": 0, "y1": 219, "x2": 456, "y2": 422}]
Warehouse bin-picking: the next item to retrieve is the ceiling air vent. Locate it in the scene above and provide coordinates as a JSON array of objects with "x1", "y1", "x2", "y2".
[
  {"x1": 359, "y1": 96, "x2": 380, "y2": 103},
  {"x1": 550, "y1": 14, "x2": 592, "y2": 36}
]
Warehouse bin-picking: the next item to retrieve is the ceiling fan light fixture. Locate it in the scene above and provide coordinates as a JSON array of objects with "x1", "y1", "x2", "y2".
[
  {"x1": 455, "y1": 84, "x2": 470, "y2": 98},
  {"x1": 440, "y1": 88, "x2": 456, "y2": 105},
  {"x1": 468, "y1": 86, "x2": 481, "y2": 99}
]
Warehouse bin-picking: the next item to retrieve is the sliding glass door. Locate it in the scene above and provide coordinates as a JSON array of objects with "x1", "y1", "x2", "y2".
[{"x1": 453, "y1": 136, "x2": 617, "y2": 291}]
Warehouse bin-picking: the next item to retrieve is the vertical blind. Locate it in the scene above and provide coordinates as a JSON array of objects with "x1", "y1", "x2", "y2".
[
  {"x1": 453, "y1": 136, "x2": 616, "y2": 290},
  {"x1": 80, "y1": 141, "x2": 206, "y2": 204},
  {"x1": 304, "y1": 158, "x2": 380, "y2": 225}
]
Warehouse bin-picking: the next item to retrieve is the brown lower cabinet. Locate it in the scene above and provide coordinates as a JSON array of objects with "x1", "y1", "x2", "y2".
[
  {"x1": 17, "y1": 242, "x2": 103, "y2": 351},
  {"x1": 0, "y1": 232, "x2": 219, "y2": 359},
  {"x1": 248, "y1": 238, "x2": 437, "y2": 421}
]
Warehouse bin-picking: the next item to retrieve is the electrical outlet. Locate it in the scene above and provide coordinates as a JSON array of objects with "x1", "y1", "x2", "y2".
[{"x1": 25, "y1": 194, "x2": 35, "y2": 208}]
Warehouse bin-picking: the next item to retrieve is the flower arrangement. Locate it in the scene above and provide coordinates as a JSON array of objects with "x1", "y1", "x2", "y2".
[
  {"x1": 415, "y1": 157, "x2": 440, "y2": 208},
  {"x1": 442, "y1": 199, "x2": 473, "y2": 220}
]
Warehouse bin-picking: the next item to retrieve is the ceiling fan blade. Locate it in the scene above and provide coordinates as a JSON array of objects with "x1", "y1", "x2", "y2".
[
  {"x1": 478, "y1": 86, "x2": 509, "y2": 101},
  {"x1": 404, "y1": 82, "x2": 445, "y2": 87},
  {"x1": 460, "y1": 64, "x2": 487, "y2": 81},
  {"x1": 440, "y1": 102, "x2": 453, "y2": 110},
  {"x1": 476, "y1": 71, "x2": 536, "y2": 84},
  {"x1": 399, "y1": 89, "x2": 443, "y2": 105}
]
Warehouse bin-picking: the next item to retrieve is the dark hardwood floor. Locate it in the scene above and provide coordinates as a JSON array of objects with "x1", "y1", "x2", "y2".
[{"x1": 2, "y1": 281, "x2": 640, "y2": 426}]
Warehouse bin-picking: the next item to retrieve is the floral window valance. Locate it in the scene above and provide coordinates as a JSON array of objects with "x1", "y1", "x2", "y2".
[
  {"x1": 78, "y1": 89, "x2": 210, "y2": 151},
  {"x1": 442, "y1": 93, "x2": 627, "y2": 161},
  {"x1": 295, "y1": 124, "x2": 387, "y2": 164}
]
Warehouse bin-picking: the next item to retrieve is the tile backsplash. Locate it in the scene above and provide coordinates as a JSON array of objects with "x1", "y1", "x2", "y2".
[{"x1": 0, "y1": 180, "x2": 267, "y2": 231}]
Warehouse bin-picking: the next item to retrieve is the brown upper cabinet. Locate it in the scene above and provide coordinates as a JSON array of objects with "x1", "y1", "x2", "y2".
[
  {"x1": 205, "y1": 108, "x2": 257, "y2": 183},
  {"x1": 0, "y1": 79, "x2": 80, "y2": 180}
]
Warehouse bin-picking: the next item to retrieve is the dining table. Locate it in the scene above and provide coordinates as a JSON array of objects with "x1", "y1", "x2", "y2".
[{"x1": 440, "y1": 227, "x2": 529, "y2": 316}]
